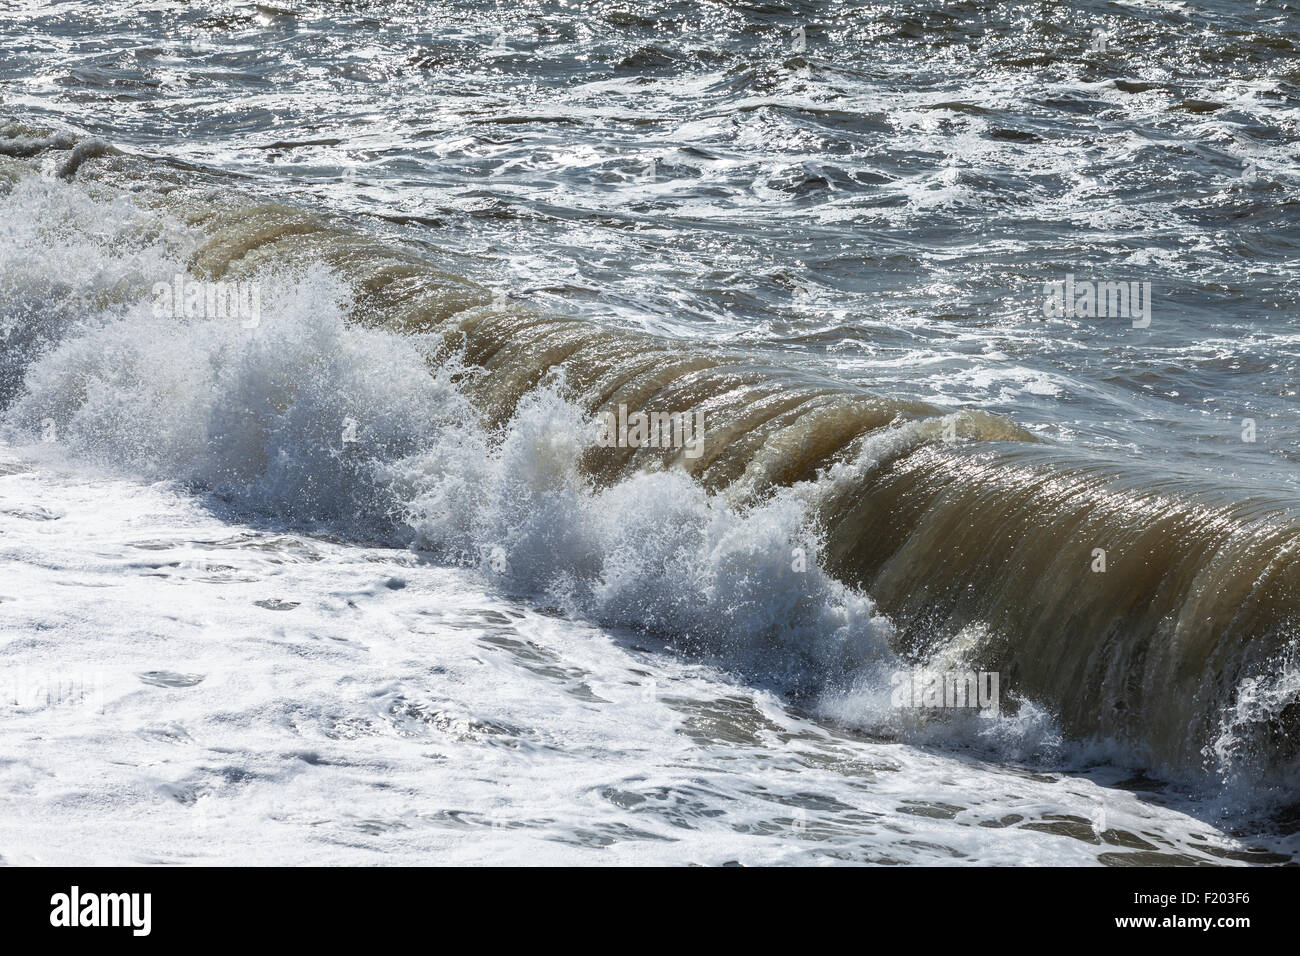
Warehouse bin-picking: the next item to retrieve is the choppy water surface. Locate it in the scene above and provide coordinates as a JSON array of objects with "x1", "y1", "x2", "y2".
[
  {"x1": 4, "y1": 0, "x2": 1297, "y2": 473},
  {"x1": 1, "y1": 0, "x2": 1298, "y2": 864}
]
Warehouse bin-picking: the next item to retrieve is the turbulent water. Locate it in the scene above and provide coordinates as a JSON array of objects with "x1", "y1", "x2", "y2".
[{"x1": 1, "y1": 0, "x2": 1298, "y2": 865}]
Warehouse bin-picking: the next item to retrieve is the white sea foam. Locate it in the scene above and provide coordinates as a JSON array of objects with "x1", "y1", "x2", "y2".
[{"x1": 0, "y1": 442, "x2": 1286, "y2": 865}]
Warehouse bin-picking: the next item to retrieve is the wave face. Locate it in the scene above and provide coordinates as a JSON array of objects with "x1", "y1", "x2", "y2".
[{"x1": 2, "y1": 128, "x2": 1299, "y2": 787}]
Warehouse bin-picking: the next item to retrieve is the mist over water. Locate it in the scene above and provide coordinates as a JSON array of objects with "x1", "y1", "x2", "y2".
[{"x1": 1, "y1": 0, "x2": 1298, "y2": 864}]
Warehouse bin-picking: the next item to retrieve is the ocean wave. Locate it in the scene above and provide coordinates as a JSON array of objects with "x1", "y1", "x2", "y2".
[{"x1": 2, "y1": 125, "x2": 1298, "y2": 789}]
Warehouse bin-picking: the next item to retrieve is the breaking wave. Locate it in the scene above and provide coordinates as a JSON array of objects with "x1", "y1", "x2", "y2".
[{"x1": 2, "y1": 125, "x2": 1297, "y2": 788}]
